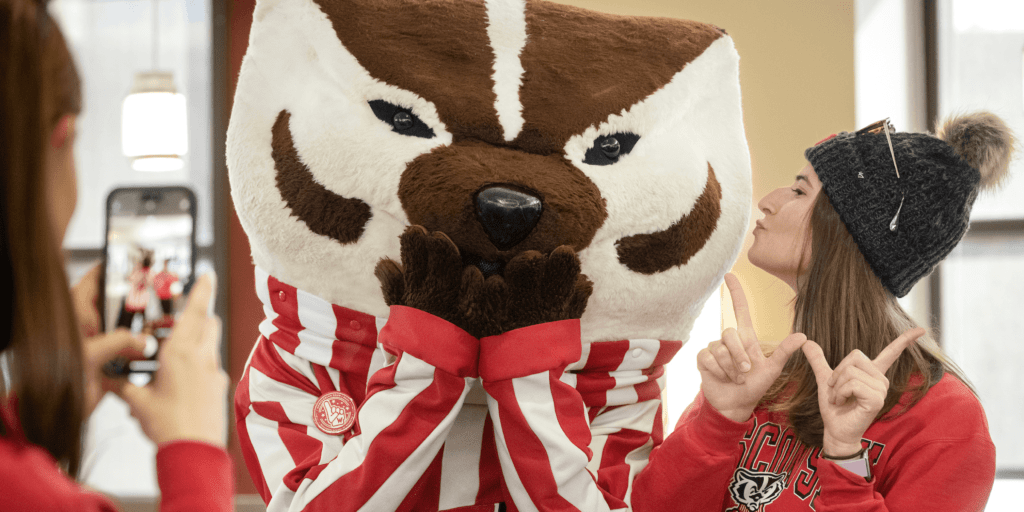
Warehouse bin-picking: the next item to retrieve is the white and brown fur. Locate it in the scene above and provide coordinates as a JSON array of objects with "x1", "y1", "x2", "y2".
[{"x1": 227, "y1": 0, "x2": 752, "y2": 346}]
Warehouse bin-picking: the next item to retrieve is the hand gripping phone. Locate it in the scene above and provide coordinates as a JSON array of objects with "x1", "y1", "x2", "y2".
[{"x1": 100, "y1": 186, "x2": 196, "y2": 377}]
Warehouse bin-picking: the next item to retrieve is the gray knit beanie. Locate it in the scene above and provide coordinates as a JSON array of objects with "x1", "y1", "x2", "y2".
[{"x1": 805, "y1": 113, "x2": 1016, "y2": 297}]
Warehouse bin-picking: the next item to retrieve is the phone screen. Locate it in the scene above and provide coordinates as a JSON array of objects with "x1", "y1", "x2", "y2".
[{"x1": 102, "y1": 187, "x2": 196, "y2": 340}]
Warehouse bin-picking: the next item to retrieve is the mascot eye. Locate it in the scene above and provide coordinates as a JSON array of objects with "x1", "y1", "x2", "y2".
[
  {"x1": 600, "y1": 137, "x2": 621, "y2": 158},
  {"x1": 368, "y1": 99, "x2": 435, "y2": 139},
  {"x1": 583, "y1": 132, "x2": 640, "y2": 166},
  {"x1": 393, "y1": 111, "x2": 414, "y2": 130}
]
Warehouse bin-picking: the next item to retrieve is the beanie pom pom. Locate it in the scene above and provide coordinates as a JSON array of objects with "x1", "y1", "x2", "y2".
[{"x1": 936, "y1": 111, "x2": 1016, "y2": 191}]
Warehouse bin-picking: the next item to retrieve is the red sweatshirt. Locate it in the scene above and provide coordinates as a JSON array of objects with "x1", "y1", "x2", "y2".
[
  {"x1": 0, "y1": 405, "x2": 234, "y2": 511},
  {"x1": 633, "y1": 373, "x2": 995, "y2": 511}
]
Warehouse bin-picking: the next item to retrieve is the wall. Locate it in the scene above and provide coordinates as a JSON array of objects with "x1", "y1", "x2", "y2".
[
  {"x1": 226, "y1": 0, "x2": 260, "y2": 496},
  {"x1": 224, "y1": 0, "x2": 856, "y2": 496}
]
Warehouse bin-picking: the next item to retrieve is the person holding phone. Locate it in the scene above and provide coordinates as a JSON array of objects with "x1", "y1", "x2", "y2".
[
  {"x1": 115, "y1": 248, "x2": 154, "y2": 331},
  {"x1": 0, "y1": 1, "x2": 232, "y2": 509},
  {"x1": 634, "y1": 115, "x2": 1012, "y2": 511},
  {"x1": 154, "y1": 257, "x2": 181, "y2": 325}
]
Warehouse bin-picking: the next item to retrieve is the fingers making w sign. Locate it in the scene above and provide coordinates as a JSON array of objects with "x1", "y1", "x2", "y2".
[
  {"x1": 802, "y1": 327, "x2": 926, "y2": 456},
  {"x1": 698, "y1": 274, "x2": 808, "y2": 422}
]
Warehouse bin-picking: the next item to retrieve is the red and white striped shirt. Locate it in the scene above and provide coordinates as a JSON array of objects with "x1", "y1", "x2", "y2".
[
  {"x1": 125, "y1": 267, "x2": 151, "y2": 312},
  {"x1": 236, "y1": 267, "x2": 682, "y2": 511}
]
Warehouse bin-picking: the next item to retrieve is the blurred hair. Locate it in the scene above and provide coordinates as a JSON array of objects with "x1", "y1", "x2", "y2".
[
  {"x1": 761, "y1": 189, "x2": 974, "y2": 448},
  {"x1": 0, "y1": 0, "x2": 85, "y2": 476}
]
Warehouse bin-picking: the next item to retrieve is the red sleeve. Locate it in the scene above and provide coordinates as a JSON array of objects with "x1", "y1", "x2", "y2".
[
  {"x1": 814, "y1": 376, "x2": 996, "y2": 512},
  {"x1": 480, "y1": 321, "x2": 668, "y2": 511},
  {"x1": 572, "y1": 338, "x2": 682, "y2": 509},
  {"x1": 632, "y1": 391, "x2": 752, "y2": 512},
  {"x1": 156, "y1": 441, "x2": 234, "y2": 512},
  {"x1": 815, "y1": 433, "x2": 995, "y2": 512},
  {"x1": 0, "y1": 436, "x2": 117, "y2": 511}
]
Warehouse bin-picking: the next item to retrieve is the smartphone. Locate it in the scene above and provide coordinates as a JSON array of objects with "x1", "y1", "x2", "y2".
[{"x1": 100, "y1": 186, "x2": 196, "y2": 375}]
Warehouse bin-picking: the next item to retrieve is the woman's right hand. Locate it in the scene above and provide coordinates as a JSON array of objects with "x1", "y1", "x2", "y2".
[
  {"x1": 118, "y1": 273, "x2": 228, "y2": 447},
  {"x1": 697, "y1": 273, "x2": 807, "y2": 422}
]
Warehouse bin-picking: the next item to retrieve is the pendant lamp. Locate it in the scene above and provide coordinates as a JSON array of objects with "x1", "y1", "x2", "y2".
[{"x1": 121, "y1": 0, "x2": 187, "y2": 172}]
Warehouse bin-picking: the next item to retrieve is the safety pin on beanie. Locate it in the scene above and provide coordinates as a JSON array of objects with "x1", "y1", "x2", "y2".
[{"x1": 882, "y1": 119, "x2": 904, "y2": 232}]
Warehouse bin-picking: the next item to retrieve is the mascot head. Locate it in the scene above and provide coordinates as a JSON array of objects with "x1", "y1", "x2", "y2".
[{"x1": 228, "y1": 0, "x2": 751, "y2": 343}]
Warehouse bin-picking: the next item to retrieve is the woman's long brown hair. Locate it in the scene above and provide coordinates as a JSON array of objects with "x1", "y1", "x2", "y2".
[
  {"x1": 761, "y1": 188, "x2": 974, "y2": 449},
  {"x1": 0, "y1": 0, "x2": 86, "y2": 476}
]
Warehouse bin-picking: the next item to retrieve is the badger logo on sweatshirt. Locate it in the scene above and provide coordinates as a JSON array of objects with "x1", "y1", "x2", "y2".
[{"x1": 728, "y1": 467, "x2": 787, "y2": 511}]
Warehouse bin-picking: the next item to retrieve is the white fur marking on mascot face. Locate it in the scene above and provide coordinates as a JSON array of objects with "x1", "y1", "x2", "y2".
[{"x1": 484, "y1": 0, "x2": 529, "y2": 142}]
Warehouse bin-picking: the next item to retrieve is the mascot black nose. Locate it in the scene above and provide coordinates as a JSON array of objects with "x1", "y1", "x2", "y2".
[{"x1": 475, "y1": 186, "x2": 543, "y2": 251}]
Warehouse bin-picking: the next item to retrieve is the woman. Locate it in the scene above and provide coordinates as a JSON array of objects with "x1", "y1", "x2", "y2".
[
  {"x1": 634, "y1": 114, "x2": 1013, "y2": 511},
  {"x1": 116, "y1": 249, "x2": 154, "y2": 330},
  {"x1": 153, "y1": 257, "x2": 182, "y2": 324},
  {"x1": 0, "y1": 1, "x2": 231, "y2": 509}
]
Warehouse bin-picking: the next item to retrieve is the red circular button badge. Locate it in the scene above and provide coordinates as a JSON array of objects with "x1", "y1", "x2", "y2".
[{"x1": 312, "y1": 391, "x2": 356, "y2": 435}]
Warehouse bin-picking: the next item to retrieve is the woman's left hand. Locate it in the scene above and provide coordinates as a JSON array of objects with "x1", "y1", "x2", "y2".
[
  {"x1": 802, "y1": 327, "x2": 926, "y2": 457},
  {"x1": 71, "y1": 264, "x2": 147, "y2": 416}
]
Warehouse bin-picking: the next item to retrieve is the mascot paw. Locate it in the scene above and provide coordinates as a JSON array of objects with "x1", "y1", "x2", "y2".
[
  {"x1": 376, "y1": 230, "x2": 592, "y2": 337},
  {"x1": 375, "y1": 226, "x2": 463, "y2": 321},
  {"x1": 458, "y1": 266, "x2": 508, "y2": 339},
  {"x1": 373, "y1": 258, "x2": 406, "y2": 307},
  {"x1": 502, "y1": 246, "x2": 593, "y2": 332},
  {"x1": 377, "y1": 225, "x2": 509, "y2": 338}
]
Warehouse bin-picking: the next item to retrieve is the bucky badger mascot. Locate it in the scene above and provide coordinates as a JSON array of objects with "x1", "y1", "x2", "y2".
[{"x1": 229, "y1": 0, "x2": 752, "y2": 510}]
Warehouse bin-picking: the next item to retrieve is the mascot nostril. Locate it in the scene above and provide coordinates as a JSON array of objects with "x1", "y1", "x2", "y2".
[{"x1": 475, "y1": 186, "x2": 543, "y2": 251}]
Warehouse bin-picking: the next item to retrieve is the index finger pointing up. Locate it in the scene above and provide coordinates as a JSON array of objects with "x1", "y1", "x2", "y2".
[
  {"x1": 801, "y1": 340, "x2": 833, "y2": 387},
  {"x1": 184, "y1": 273, "x2": 217, "y2": 318},
  {"x1": 724, "y1": 273, "x2": 756, "y2": 344},
  {"x1": 873, "y1": 327, "x2": 926, "y2": 373}
]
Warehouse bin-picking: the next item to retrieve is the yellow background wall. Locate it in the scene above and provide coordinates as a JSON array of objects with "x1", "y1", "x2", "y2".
[{"x1": 552, "y1": 0, "x2": 856, "y2": 343}]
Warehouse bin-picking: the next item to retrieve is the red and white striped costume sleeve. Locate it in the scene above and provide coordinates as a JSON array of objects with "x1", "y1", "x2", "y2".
[
  {"x1": 479, "y1": 322, "x2": 681, "y2": 511},
  {"x1": 236, "y1": 268, "x2": 681, "y2": 511},
  {"x1": 236, "y1": 268, "x2": 480, "y2": 511}
]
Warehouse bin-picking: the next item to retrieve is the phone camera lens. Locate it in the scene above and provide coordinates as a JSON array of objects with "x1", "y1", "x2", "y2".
[{"x1": 144, "y1": 200, "x2": 156, "y2": 212}]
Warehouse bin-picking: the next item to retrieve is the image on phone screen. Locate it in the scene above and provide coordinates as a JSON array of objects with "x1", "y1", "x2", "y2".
[{"x1": 103, "y1": 187, "x2": 196, "y2": 342}]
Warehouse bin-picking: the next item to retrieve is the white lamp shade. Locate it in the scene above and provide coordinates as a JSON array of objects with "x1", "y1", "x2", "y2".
[
  {"x1": 131, "y1": 156, "x2": 184, "y2": 172},
  {"x1": 121, "y1": 91, "x2": 188, "y2": 165}
]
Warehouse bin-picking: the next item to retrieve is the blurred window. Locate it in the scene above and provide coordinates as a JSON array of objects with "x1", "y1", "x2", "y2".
[
  {"x1": 935, "y1": 0, "x2": 1024, "y2": 505},
  {"x1": 858, "y1": 0, "x2": 1024, "y2": 507}
]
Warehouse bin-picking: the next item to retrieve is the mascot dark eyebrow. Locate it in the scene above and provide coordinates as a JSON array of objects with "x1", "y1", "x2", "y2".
[{"x1": 228, "y1": 0, "x2": 751, "y2": 510}]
